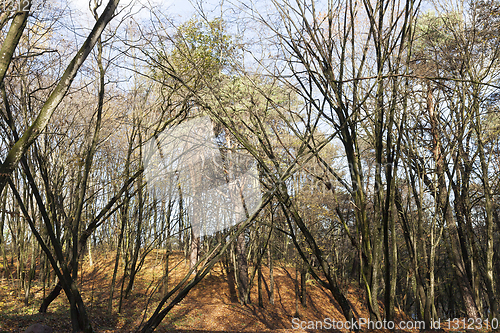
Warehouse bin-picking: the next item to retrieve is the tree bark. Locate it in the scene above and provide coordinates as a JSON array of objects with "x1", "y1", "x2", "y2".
[{"x1": 0, "y1": 1, "x2": 31, "y2": 86}]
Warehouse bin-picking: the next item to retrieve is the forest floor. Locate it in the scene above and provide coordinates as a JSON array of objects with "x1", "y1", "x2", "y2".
[{"x1": 0, "y1": 251, "x2": 475, "y2": 332}]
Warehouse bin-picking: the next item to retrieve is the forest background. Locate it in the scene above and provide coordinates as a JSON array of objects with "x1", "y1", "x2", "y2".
[{"x1": 1, "y1": 0, "x2": 500, "y2": 331}]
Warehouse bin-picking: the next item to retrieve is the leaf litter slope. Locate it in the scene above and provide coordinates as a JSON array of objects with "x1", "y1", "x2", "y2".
[{"x1": 1, "y1": 251, "x2": 422, "y2": 332}]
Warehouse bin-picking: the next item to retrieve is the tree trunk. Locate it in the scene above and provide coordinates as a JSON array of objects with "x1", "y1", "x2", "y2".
[
  {"x1": 268, "y1": 228, "x2": 274, "y2": 305},
  {"x1": 257, "y1": 261, "x2": 263, "y2": 308},
  {"x1": 108, "y1": 202, "x2": 127, "y2": 313},
  {"x1": 427, "y1": 81, "x2": 479, "y2": 320},
  {"x1": 124, "y1": 171, "x2": 143, "y2": 299},
  {"x1": 189, "y1": 232, "x2": 199, "y2": 272},
  {"x1": 162, "y1": 199, "x2": 172, "y2": 296},
  {"x1": 300, "y1": 266, "x2": 306, "y2": 307},
  {"x1": 235, "y1": 232, "x2": 249, "y2": 304},
  {"x1": 0, "y1": 1, "x2": 31, "y2": 85},
  {"x1": 476, "y1": 107, "x2": 498, "y2": 319},
  {"x1": 0, "y1": 0, "x2": 120, "y2": 195}
]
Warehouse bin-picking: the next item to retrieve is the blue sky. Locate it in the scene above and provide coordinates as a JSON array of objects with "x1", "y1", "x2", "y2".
[{"x1": 67, "y1": 0, "x2": 198, "y2": 27}]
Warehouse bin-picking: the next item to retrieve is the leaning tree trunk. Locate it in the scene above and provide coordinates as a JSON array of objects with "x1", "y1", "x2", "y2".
[{"x1": 0, "y1": 0, "x2": 120, "y2": 195}]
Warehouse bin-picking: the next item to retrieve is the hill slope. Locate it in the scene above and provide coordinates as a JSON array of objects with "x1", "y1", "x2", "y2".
[{"x1": 1, "y1": 251, "x2": 410, "y2": 332}]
